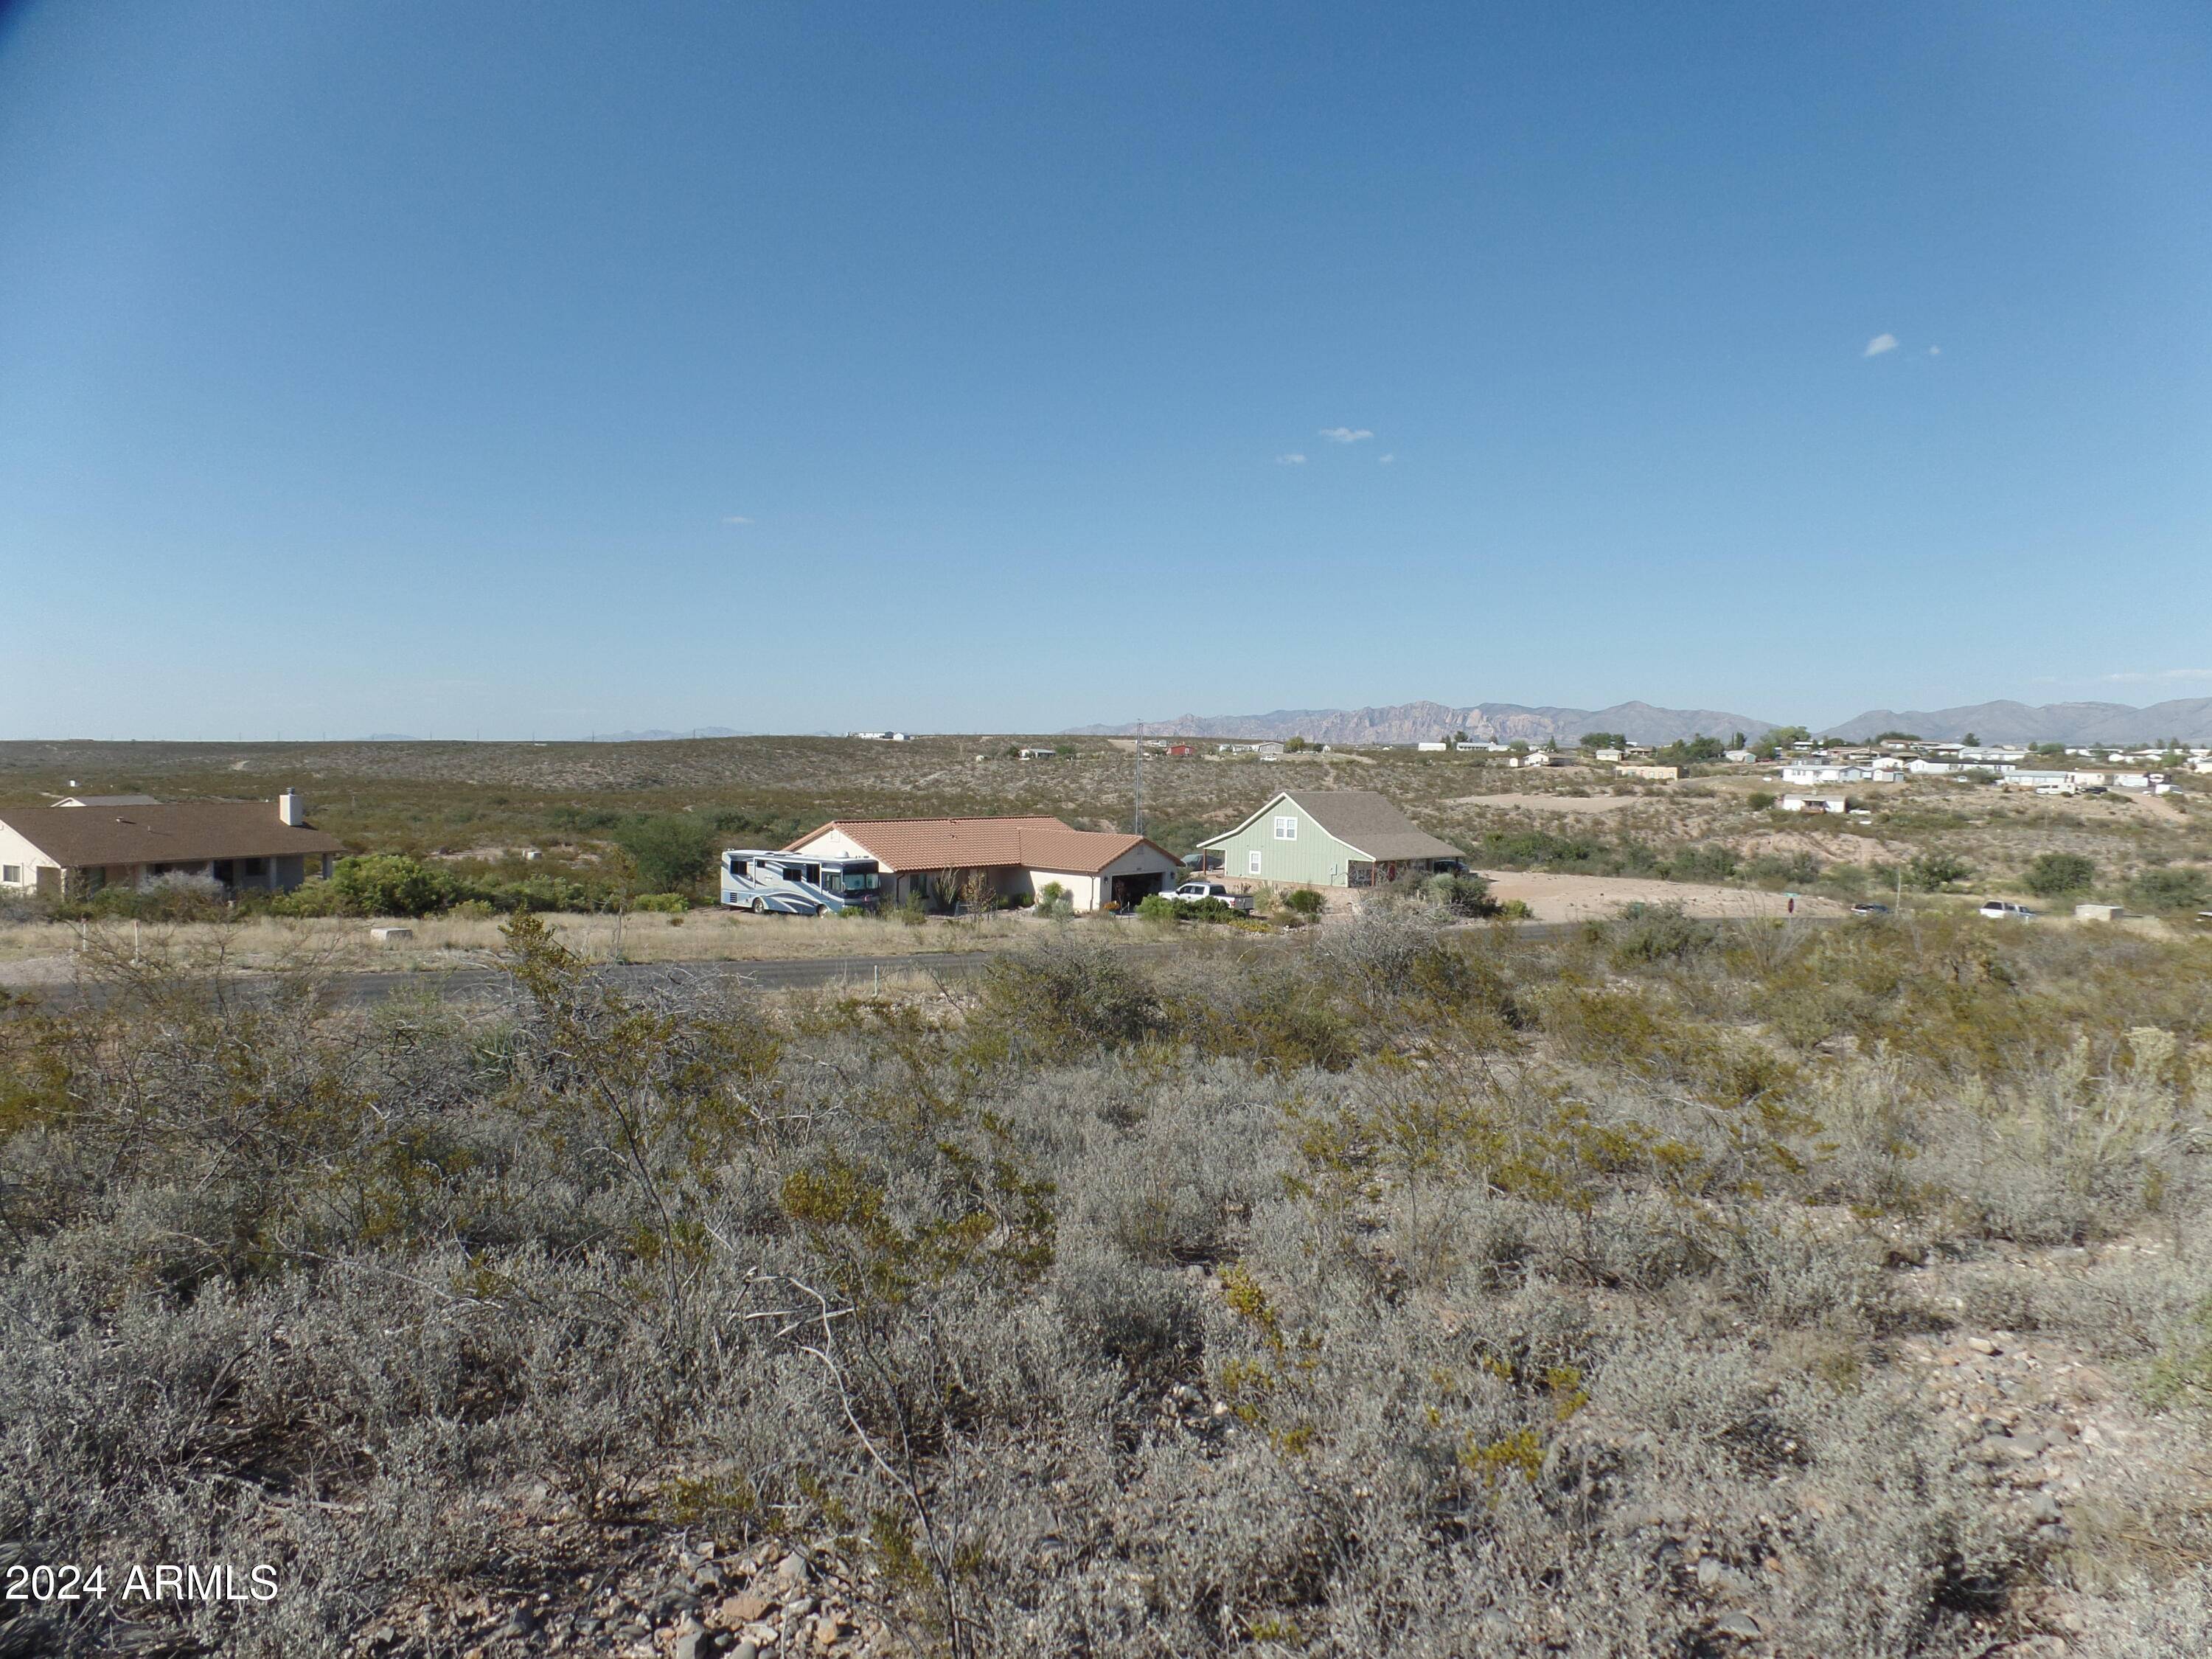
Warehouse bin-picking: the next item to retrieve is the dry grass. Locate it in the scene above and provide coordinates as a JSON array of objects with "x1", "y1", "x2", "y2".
[
  {"x1": 5, "y1": 902, "x2": 2212, "y2": 1655},
  {"x1": 0, "y1": 908, "x2": 1048, "y2": 983}
]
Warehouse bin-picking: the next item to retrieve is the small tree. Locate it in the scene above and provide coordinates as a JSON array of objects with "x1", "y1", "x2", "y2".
[
  {"x1": 2127, "y1": 866, "x2": 2210, "y2": 914},
  {"x1": 959, "y1": 867, "x2": 998, "y2": 922},
  {"x1": 1905, "y1": 851, "x2": 1973, "y2": 891},
  {"x1": 613, "y1": 815, "x2": 715, "y2": 896},
  {"x1": 330, "y1": 853, "x2": 456, "y2": 917},
  {"x1": 2025, "y1": 852, "x2": 2096, "y2": 897}
]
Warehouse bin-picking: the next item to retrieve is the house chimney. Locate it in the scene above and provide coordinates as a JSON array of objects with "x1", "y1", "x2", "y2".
[{"x1": 278, "y1": 789, "x2": 305, "y2": 827}]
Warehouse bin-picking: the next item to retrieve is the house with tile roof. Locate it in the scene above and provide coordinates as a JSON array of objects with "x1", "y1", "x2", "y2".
[
  {"x1": 1194, "y1": 790, "x2": 1463, "y2": 888},
  {"x1": 0, "y1": 792, "x2": 345, "y2": 899},
  {"x1": 782, "y1": 815, "x2": 1183, "y2": 913}
]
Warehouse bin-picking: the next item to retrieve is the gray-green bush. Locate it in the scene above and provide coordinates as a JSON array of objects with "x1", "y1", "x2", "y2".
[{"x1": 1, "y1": 908, "x2": 2209, "y2": 1655}]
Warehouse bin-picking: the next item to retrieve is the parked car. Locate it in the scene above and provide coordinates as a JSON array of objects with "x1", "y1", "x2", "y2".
[
  {"x1": 1977, "y1": 900, "x2": 2036, "y2": 921},
  {"x1": 1850, "y1": 901, "x2": 1891, "y2": 916},
  {"x1": 1162, "y1": 880, "x2": 1254, "y2": 913}
]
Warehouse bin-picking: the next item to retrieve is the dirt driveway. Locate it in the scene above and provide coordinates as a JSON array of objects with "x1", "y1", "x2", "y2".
[
  {"x1": 1480, "y1": 871, "x2": 1843, "y2": 922},
  {"x1": 1446, "y1": 792, "x2": 1650, "y2": 814}
]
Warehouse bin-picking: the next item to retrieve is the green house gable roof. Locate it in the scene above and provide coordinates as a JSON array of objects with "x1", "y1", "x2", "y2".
[{"x1": 1196, "y1": 790, "x2": 1462, "y2": 861}]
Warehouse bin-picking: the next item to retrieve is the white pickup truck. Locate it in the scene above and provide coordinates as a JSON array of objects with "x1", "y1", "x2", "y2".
[{"x1": 1161, "y1": 880, "x2": 1254, "y2": 912}]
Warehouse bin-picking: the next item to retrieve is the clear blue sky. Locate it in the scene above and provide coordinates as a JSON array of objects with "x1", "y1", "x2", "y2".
[{"x1": 3, "y1": 1, "x2": 2208, "y2": 737}]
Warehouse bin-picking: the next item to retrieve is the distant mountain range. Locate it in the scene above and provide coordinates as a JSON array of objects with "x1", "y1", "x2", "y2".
[
  {"x1": 1070, "y1": 700, "x2": 1772, "y2": 747},
  {"x1": 1074, "y1": 695, "x2": 2212, "y2": 747},
  {"x1": 1820, "y1": 698, "x2": 2212, "y2": 745}
]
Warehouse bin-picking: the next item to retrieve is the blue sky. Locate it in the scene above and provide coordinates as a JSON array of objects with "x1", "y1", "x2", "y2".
[{"x1": 2, "y1": 1, "x2": 2208, "y2": 738}]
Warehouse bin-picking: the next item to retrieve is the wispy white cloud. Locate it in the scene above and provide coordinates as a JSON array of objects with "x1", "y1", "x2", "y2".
[
  {"x1": 721, "y1": 515, "x2": 754, "y2": 525},
  {"x1": 1927, "y1": 345, "x2": 1941, "y2": 356},
  {"x1": 1863, "y1": 333, "x2": 1899, "y2": 357},
  {"x1": 2101, "y1": 668, "x2": 2212, "y2": 684},
  {"x1": 1274, "y1": 453, "x2": 1307, "y2": 466},
  {"x1": 1318, "y1": 427, "x2": 1374, "y2": 444},
  {"x1": 1377, "y1": 453, "x2": 1396, "y2": 465}
]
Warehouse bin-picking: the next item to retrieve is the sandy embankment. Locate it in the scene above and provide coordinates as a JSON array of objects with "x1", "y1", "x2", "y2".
[{"x1": 1478, "y1": 871, "x2": 1843, "y2": 922}]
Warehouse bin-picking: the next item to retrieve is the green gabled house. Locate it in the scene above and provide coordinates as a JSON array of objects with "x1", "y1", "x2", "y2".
[{"x1": 1194, "y1": 790, "x2": 1464, "y2": 888}]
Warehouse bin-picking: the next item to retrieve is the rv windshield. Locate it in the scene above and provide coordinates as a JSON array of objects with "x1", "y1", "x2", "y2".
[{"x1": 826, "y1": 869, "x2": 879, "y2": 894}]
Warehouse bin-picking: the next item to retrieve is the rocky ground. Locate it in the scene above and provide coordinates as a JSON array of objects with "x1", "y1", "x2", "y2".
[{"x1": 349, "y1": 1533, "x2": 894, "y2": 1659}]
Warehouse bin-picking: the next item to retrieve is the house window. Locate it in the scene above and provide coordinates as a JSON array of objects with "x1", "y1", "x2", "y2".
[
  {"x1": 1273, "y1": 815, "x2": 1298, "y2": 840},
  {"x1": 1247, "y1": 850, "x2": 1263, "y2": 875},
  {"x1": 1, "y1": 866, "x2": 18, "y2": 885},
  {"x1": 241, "y1": 858, "x2": 266, "y2": 877}
]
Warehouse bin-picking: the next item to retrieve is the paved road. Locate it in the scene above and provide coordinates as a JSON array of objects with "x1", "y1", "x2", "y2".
[{"x1": 7, "y1": 914, "x2": 1840, "y2": 1014}]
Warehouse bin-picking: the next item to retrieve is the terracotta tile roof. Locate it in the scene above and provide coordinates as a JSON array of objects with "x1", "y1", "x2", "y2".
[
  {"x1": 0, "y1": 803, "x2": 347, "y2": 869},
  {"x1": 787, "y1": 816, "x2": 1176, "y2": 877}
]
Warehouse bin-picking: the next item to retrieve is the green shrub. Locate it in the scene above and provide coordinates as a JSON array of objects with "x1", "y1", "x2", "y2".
[
  {"x1": 330, "y1": 853, "x2": 458, "y2": 917},
  {"x1": 2128, "y1": 865, "x2": 2211, "y2": 914},
  {"x1": 1744, "y1": 851, "x2": 1821, "y2": 888},
  {"x1": 612, "y1": 815, "x2": 716, "y2": 895},
  {"x1": 1663, "y1": 844, "x2": 1739, "y2": 883},
  {"x1": 977, "y1": 936, "x2": 1166, "y2": 1057},
  {"x1": 1421, "y1": 872, "x2": 1499, "y2": 917},
  {"x1": 2025, "y1": 852, "x2": 2096, "y2": 897},
  {"x1": 631, "y1": 892, "x2": 692, "y2": 914},
  {"x1": 1607, "y1": 902, "x2": 1717, "y2": 966},
  {"x1": 1281, "y1": 888, "x2": 1326, "y2": 918},
  {"x1": 1905, "y1": 850, "x2": 1973, "y2": 892},
  {"x1": 1746, "y1": 790, "x2": 1776, "y2": 811}
]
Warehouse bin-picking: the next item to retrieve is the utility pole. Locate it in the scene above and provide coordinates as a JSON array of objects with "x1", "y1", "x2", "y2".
[{"x1": 1133, "y1": 739, "x2": 1145, "y2": 835}]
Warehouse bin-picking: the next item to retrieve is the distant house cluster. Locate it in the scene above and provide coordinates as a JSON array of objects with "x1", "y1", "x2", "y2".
[{"x1": 1770, "y1": 737, "x2": 2207, "y2": 797}]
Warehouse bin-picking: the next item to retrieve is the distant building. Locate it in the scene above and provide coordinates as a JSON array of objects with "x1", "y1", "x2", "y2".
[
  {"x1": 0, "y1": 793, "x2": 343, "y2": 899},
  {"x1": 1194, "y1": 790, "x2": 1461, "y2": 888},
  {"x1": 1416, "y1": 740, "x2": 1450, "y2": 753},
  {"x1": 1722, "y1": 749, "x2": 1758, "y2": 764},
  {"x1": 852, "y1": 731, "x2": 911, "y2": 742},
  {"x1": 52, "y1": 793, "x2": 161, "y2": 807},
  {"x1": 1618, "y1": 764, "x2": 1679, "y2": 782},
  {"x1": 1778, "y1": 796, "x2": 1848, "y2": 814},
  {"x1": 1592, "y1": 748, "x2": 1624, "y2": 762},
  {"x1": 1018, "y1": 746, "x2": 1057, "y2": 760}
]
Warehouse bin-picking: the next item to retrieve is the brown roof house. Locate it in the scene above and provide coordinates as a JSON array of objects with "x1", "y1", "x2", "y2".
[
  {"x1": 783, "y1": 815, "x2": 1183, "y2": 912},
  {"x1": 0, "y1": 792, "x2": 345, "y2": 899}
]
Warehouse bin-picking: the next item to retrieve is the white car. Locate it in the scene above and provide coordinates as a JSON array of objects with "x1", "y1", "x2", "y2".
[
  {"x1": 1977, "y1": 900, "x2": 2036, "y2": 921},
  {"x1": 1162, "y1": 880, "x2": 1254, "y2": 913}
]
